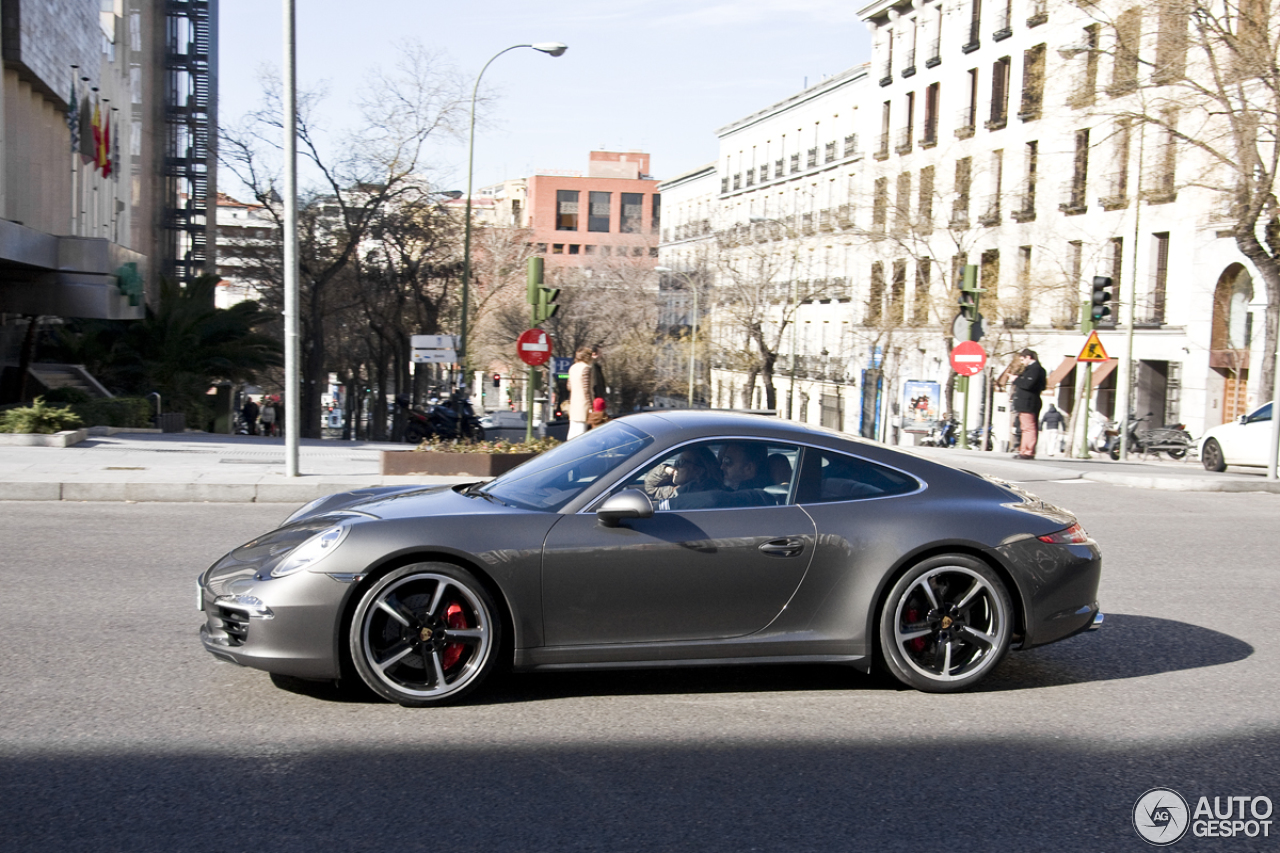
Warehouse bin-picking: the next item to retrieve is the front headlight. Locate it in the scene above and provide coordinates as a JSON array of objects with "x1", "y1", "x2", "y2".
[{"x1": 270, "y1": 523, "x2": 351, "y2": 577}]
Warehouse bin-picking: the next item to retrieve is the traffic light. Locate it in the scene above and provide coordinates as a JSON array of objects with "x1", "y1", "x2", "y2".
[
  {"x1": 1090, "y1": 276, "x2": 1113, "y2": 324},
  {"x1": 956, "y1": 264, "x2": 983, "y2": 341},
  {"x1": 534, "y1": 285, "x2": 560, "y2": 323},
  {"x1": 492, "y1": 373, "x2": 500, "y2": 388},
  {"x1": 526, "y1": 256, "x2": 560, "y2": 324}
]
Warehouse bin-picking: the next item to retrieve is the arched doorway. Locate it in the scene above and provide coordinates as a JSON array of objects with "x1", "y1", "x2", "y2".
[{"x1": 1210, "y1": 263, "x2": 1254, "y2": 420}]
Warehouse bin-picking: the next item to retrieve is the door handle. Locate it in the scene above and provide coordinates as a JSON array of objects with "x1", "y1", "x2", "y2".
[{"x1": 758, "y1": 537, "x2": 805, "y2": 557}]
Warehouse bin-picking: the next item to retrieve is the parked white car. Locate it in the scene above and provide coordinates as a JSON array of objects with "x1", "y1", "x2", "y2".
[{"x1": 1199, "y1": 401, "x2": 1275, "y2": 471}]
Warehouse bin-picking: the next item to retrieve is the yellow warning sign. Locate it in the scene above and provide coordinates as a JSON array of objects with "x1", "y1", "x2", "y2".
[{"x1": 1078, "y1": 330, "x2": 1109, "y2": 362}]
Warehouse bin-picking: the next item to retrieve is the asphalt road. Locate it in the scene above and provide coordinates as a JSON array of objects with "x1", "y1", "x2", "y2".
[{"x1": 1, "y1": 485, "x2": 1278, "y2": 852}]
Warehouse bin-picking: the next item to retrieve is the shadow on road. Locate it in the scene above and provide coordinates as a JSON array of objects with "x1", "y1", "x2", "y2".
[{"x1": 268, "y1": 613, "x2": 1251, "y2": 706}]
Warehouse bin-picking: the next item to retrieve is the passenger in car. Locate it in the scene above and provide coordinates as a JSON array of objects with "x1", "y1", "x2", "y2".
[
  {"x1": 767, "y1": 453, "x2": 792, "y2": 486},
  {"x1": 642, "y1": 446, "x2": 724, "y2": 502}
]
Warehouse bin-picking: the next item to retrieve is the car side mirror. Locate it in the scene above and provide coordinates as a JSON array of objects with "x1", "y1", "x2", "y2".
[
  {"x1": 596, "y1": 489, "x2": 654, "y2": 527},
  {"x1": 1238, "y1": 415, "x2": 1249, "y2": 425}
]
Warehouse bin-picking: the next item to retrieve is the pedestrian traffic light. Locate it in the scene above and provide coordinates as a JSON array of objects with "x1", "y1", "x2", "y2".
[
  {"x1": 492, "y1": 373, "x2": 501, "y2": 387},
  {"x1": 1090, "y1": 276, "x2": 1113, "y2": 323}
]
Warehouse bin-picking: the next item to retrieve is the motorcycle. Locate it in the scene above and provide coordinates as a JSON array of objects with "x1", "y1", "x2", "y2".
[
  {"x1": 919, "y1": 417, "x2": 959, "y2": 448},
  {"x1": 396, "y1": 390, "x2": 486, "y2": 443},
  {"x1": 1099, "y1": 413, "x2": 1193, "y2": 460}
]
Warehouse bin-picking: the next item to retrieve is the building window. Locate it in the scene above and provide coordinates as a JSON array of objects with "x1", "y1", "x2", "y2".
[
  {"x1": 584, "y1": 245, "x2": 596, "y2": 255},
  {"x1": 987, "y1": 56, "x2": 1010, "y2": 128},
  {"x1": 957, "y1": 68, "x2": 978, "y2": 138},
  {"x1": 877, "y1": 101, "x2": 891, "y2": 159},
  {"x1": 951, "y1": 157, "x2": 972, "y2": 227},
  {"x1": 600, "y1": 246, "x2": 611, "y2": 256},
  {"x1": 894, "y1": 173, "x2": 912, "y2": 236},
  {"x1": 964, "y1": 0, "x2": 981, "y2": 51},
  {"x1": 746, "y1": 168, "x2": 755, "y2": 187},
  {"x1": 1061, "y1": 129, "x2": 1089, "y2": 214},
  {"x1": 1013, "y1": 139, "x2": 1034, "y2": 220},
  {"x1": 890, "y1": 260, "x2": 907, "y2": 324},
  {"x1": 1009, "y1": 246, "x2": 1031, "y2": 326},
  {"x1": 552, "y1": 243, "x2": 565, "y2": 254},
  {"x1": 620, "y1": 193, "x2": 643, "y2": 233},
  {"x1": 775, "y1": 158, "x2": 785, "y2": 177},
  {"x1": 536, "y1": 243, "x2": 548, "y2": 254},
  {"x1": 651, "y1": 194, "x2": 661, "y2": 234},
  {"x1": 897, "y1": 91, "x2": 915, "y2": 153},
  {"x1": 588, "y1": 191, "x2": 611, "y2": 232},
  {"x1": 919, "y1": 165, "x2": 935, "y2": 229},
  {"x1": 1147, "y1": 111, "x2": 1179, "y2": 203},
  {"x1": 1104, "y1": 237, "x2": 1123, "y2": 325},
  {"x1": 1154, "y1": 0, "x2": 1188, "y2": 83},
  {"x1": 980, "y1": 149, "x2": 1003, "y2": 226},
  {"x1": 873, "y1": 177, "x2": 889, "y2": 230},
  {"x1": 980, "y1": 249, "x2": 1000, "y2": 320},
  {"x1": 923, "y1": 82, "x2": 940, "y2": 146},
  {"x1": 868, "y1": 261, "x2": 885, "y2": 324},
  {"x1": 569, "y1": 244, "x2": 580, "y2": 255},
  {"x1": 1109, "y1": 8, "x2": 1141, "y2": 95},
  {"x1": 556, "y1": 190, "x2": 579, "y2": 230},
  {"x1": 1071, "y1": 24, "x2": 1100, "y2": 108},
  {"x1": 1144, "y1": 232, "x2": 1169, "y2": 324},
  {"x1": 790, "y1": 153, "x2": 800, "y2": 173},
  {"x1": 807, "y1": 147, "x2": 818, "y2": 168},
  {"x1": 913, "y1": 259, "x2": 931, "y2": 325},
  {"x1": 1019, "y1": 44, "x2": 1045, "y2": 120}
]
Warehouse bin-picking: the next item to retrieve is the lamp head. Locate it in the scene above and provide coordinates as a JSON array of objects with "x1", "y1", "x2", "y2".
[{"x1": 532, "y1": 42, "x2": 568, "y2": 57}]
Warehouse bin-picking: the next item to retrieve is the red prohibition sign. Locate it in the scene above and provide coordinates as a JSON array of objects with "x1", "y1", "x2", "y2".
[
  {"x1": 517, "y1": 328, "x2": 553, "y2": 366},
  {"x1": 950, "y1": 340, "x2": 987, "y2": 376}
]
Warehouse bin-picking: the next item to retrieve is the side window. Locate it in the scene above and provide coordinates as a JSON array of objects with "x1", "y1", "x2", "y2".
[
  {"x1": 795, "y1": 448, "x2": 919, "y2": 504},
  {"x1": 613, "y1": 440, "x2": 800, "y2": 511}
]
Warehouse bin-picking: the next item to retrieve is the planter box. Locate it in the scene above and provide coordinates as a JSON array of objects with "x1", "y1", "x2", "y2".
[
  {"x1": 0, "y1": 428, "x2": 88, "y2": 447},
  {"x1": 380, "y1": 450, "x2": 536, "y2": 477}
]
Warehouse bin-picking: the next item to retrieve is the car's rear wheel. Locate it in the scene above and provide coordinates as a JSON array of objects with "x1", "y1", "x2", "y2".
[
  {"x1": 350, "y1": 563, "x2": 499, "y2": 706},
  {"x1": 1201, "y1": 438, "x2": 1226, "y2": 472},
  {"x1": 879, "y1": 555, "x2": 1012, "y2": 693}
]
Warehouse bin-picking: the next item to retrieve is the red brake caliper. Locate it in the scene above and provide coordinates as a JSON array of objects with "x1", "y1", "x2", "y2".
[
  {"x1": 441, "y1": 602, "x2": 468, "y2": 669},
  {"x1": 905, "y1": 608, "x2": 927, "y2": 653}
]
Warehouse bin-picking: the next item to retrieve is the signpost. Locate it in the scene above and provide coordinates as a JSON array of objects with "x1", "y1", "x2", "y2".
[
  {"x1": 411, "y1": 334, "x2": 457, "y2": 364},
  {"x1": 951, "y1": 340, "x2": 987, "y2": 449},
  {"x1": 517, "y1": 328, "x2": 553, "y2": 367}
]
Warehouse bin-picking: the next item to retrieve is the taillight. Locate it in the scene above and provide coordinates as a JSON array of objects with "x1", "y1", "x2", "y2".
[{"x1": 1038, "y1": 523, "x2": 1090, "y2": 544}]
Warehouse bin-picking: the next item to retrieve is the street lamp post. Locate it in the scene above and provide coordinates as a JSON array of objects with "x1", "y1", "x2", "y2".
[{"x1": 458, "y1": 42, "x2": 567, "y2": 383}]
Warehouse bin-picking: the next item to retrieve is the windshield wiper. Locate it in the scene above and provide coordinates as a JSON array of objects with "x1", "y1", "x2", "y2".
[{"x1": 464, "y1": 483, "x2": 505, "y2": 505}]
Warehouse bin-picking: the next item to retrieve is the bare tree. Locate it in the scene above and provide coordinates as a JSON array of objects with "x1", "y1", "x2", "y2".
[{"x1": 219, "y1": 44, "x2": 470, "y2": 437}]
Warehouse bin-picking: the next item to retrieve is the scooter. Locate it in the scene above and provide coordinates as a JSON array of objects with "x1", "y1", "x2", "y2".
[
  {"x1": 396, "y1": 390, "x2": 485, "y2": 443},
  {"x1": 920, "y1": 417, "x2": 959, "y2": 447}
]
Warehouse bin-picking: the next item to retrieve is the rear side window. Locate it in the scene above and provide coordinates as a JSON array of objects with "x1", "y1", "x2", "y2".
[{"x1": 795, "y1": 448, "x2": 919, "y2": 504}]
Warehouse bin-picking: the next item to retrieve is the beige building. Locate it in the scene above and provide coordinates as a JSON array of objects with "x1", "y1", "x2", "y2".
[{"x1": 1, "y1": 0, "x2": 216, "y2": 401}]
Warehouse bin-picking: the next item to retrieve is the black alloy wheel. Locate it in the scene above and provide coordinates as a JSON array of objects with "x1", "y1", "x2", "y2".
[
  {"x1": 879, "y1": 555, "x2": 1013, "y2": 692},
  {"x1": 350, "y1": 563, "x2": 500, "y2": 706}
]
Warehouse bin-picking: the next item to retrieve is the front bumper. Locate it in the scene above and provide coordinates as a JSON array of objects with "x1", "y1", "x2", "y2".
[{"x1": 197, "y1": 568, "x2": 357, "y2": 680}]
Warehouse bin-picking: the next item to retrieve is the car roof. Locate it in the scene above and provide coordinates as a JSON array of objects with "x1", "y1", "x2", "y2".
[{"x1": 617, "y1": 409, "x2": 867, "y2": 444}]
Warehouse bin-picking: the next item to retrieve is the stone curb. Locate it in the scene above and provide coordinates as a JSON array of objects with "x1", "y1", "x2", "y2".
[
  {"x1": 1081, "y1": 472, "x2": 1280, "y2": 493},
  {"x1": 0, "y1": 477, "x2": 465, "y2": 503}
]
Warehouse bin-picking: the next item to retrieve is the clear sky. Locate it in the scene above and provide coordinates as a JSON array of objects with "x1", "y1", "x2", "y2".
[{"x1": 217, "y1": 0, "x2": 873, "y2": 198}]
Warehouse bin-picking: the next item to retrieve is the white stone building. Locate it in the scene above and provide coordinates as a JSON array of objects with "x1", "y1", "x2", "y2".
[{"x1": 661, "y1": 0, "x2": 1274, "y2": 444}]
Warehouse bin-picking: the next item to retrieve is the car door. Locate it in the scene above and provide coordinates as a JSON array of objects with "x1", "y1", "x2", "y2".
[
  {"x1": 540, "y1": 440, "x2": 815, "y2": 647},
  {"x1": 1231, "y1": 402, "x2": 1273, "y2": 465}
]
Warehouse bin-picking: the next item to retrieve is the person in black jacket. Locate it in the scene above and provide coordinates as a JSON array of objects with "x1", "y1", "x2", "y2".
[{"x1": 1011, "y1": 348, "x2": 1047, "y2": 459}]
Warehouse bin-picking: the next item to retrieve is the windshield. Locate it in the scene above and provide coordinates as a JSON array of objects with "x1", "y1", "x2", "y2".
[{"x1": 480, "y1": 420, "x2": 654, "y2": 512}]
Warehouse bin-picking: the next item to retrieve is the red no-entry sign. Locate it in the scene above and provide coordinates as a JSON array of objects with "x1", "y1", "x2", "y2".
[
  {"x1": 516, "y1": 328, "x2": 553, "y2": 366},
  {"x1": 950, "y1": 340, "x2": 987, "y2": 376}
]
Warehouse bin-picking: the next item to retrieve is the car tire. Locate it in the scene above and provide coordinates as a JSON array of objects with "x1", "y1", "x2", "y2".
[
  {"x1": 1201, "y1": 438, "x2": 1227, "y2": 472},
  {"x1": 350, "y1": 563, "x2": 500, "y2": 707},
  {"x1": 878, "y1": 555, "x2": 1013, "y2": 693}
]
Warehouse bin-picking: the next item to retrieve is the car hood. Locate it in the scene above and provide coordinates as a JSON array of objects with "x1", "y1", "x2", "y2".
[{"x1": 284, "y1": 483, "x2": 484, "y2": 524}]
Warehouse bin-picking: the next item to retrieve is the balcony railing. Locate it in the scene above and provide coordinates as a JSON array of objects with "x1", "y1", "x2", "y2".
[{"x1": 955, "y1": 106, "x2": 976, "y2": 138}]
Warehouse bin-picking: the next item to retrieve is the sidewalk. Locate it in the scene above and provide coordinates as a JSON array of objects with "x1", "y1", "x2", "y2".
[
  {"x1": 0, "y1": 429, "x2": 1277, "y2": 504},
  {"x1": 0, "y1": 430, "x2": 472, "y2": 503}
]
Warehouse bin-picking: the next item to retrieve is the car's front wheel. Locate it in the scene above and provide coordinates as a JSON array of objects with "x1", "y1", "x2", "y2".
[
  {"x1": 879, "y1": 555, "x2": 1012, "y2": 693},
  {"x1": 350, "y1": 563, "x2": 500, "y2": 706},
  {"x1": 1201, "y1": 438, "x2": 1226, "y2": 472}
]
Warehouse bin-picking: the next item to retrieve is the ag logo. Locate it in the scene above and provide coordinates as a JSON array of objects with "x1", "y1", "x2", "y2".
[{"x1": 1134, "y1": 787, "x2": 1190, "y2": 845}]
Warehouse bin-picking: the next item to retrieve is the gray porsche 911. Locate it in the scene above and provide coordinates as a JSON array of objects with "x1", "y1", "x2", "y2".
[{"x1": 198, "y1": 411, "x2": 1101, "y2": 704}]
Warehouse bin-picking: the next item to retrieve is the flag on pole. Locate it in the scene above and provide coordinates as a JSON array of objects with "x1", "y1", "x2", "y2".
[
  {"x1": 66, "y1": 75, "x2": 80, "y2": 154},
  {"x1": 92, "y1": 96, "x2": 105, "y2": 173},
  {"x1": 102, "y1": 113, "x2": 112, "y2": 178},
  {"x1": 78, "y1": 93, "x2": 94, "y2": 165}
]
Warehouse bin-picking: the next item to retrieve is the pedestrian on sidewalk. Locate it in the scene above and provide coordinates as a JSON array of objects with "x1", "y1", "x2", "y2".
[
  {"x1": 567, "y1": 347, "x2": 593, "y2": 439},
  {"x1": 1039, "y1": 402, "x2": 1065, "y2": 457},
  {"x1": 259, "y1": 397, "x2": 277, "y2": 437},
  {"x1": 241, "y1": 396, "x2": 260, "y2": 436},
  {"x1": 1011, "y1": 349, "x2": 1046, "y2": 459}
]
